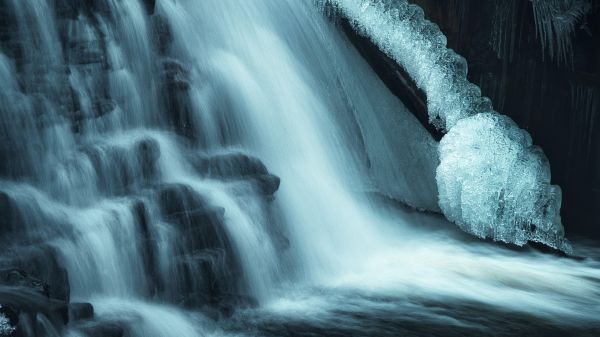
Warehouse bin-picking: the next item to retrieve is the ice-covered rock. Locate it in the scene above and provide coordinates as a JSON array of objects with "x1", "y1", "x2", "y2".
[
  {"x1": 327, "y1": 0, "x2": 493, "y2": 131},
  {"x1": 437, "y1": 113, "x2": 570, "y2": 252},
  {"x1": 328, "y1": 0, "x2": 570, "y2": 251},
  {"x1": 0, "y1": 306, "x2": 15, "y2": 337}
]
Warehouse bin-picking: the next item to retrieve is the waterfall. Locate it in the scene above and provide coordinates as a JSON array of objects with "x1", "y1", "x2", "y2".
[{"x1": 0, "y1": 0, "x2": 599, "y2": 336}]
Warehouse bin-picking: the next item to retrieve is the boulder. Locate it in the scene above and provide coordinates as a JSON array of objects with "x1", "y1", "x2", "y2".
[
  {"x1": 136, "y1": 137, "x2": 161, "y2": 180},
  {"x1": 131, "y1": 200, "x2": 161, "y2": 294},
  {"x1": 162, "y1": 58, "x2": 190, "y2": 91},
  {"x1": 173, "y1": 248, "x2": 254, "y2": 313},
  {"x1": 191, "y1": 152, "x2": 268, "y2": 178},
  {"x1": 0, "y1": 269, "x2": 49, "y2": 298},
  {"x1": 0, "y1": 269, "x2": 69, "y2": 335},
  {"x1": 83, "y1": 136, "x2": 161, "y2": 195},
  {"x1": 0, "y1": 192, "x2": 20, "y2": 236},
  {"x1": 190, "y1": 152, "x2": 281, "y2": 196},
  {"x1": 68, "y1": 303, "x2": 94, "y2": 322},
  {"x1": 2, "y1": 246, "x2": 71, "y2": 303},
  {"x1": 76, "y1": 322, "x2": 124, "y2": 337},
  {"x1": 252, "y1": 174, "x2": 281, "y2": 196},
  {"x1": 155, "y1": 184, "x2": 245, "y2": 308},
  {"x1": 157, "y1": 184, "x2": 228, "y2": 251}
]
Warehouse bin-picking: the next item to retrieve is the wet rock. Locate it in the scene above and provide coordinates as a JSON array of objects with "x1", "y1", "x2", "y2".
[
  {"x1": 67, "y1": 40, "x2": 104, "y2": 65},
  {"x1": 0, "y1": 288, "x2": 67, "y2": 336},
  {"x1": 0, "y1": 269, "x2": 49, "y2": 298},
  {"x1": 143, "y1": 0, "x2": 156, "y2": 15},
  {"x1": 152, "y1": 15, "x2": 173, "y2": 55},
  {"x1": 132, "y1": 200, "x2": 161, "y2": 294},
  {"x1": 52, "y1": 302, "x2": 69, "y2": 325},
  {"x1": 162, "y1": 58, "x2": 191, "y2": 91},
  {"x1": 159, "y1": 57, "x2": 197, "y2": 139},
  {"x1": 94, "y1": 99, "x2": 116, "y2": 118},
  {"x1": 69, "y1": 303, "x2": 94, "y2": 322},
  {"x1": 155, "y1": 184, "x2": 246, "y2": 308},
  {"x1": 77, "y1": 322, "x2": 124, "y2": 337},
  {"x1": 253, "y1": 174, "x2": 281, "y2": 196},
  {"x1": 0, "y1": 269, "x2": 68, "y2": 335},
  {"x1": 1, "y1": 244, "x2": 71, "y2": 303},
  {"x1": 54, "y1": 0, "x2": 80, "y2": 20},
  {"x1": 54, "y1": 0, "x2": 111, "y2": 19},
  {"x1": 158, "y1": 184, "x2": 221, "y2": 218},
  {"x1": 66, "y1": 96, "x2": 116, "y2": 128},
  {"x1": 174, "y1": 248, "x2": 252, "y2": 312},
  {"x1": 191, "y1": 152, "x2": 269, "y2": 178},
  {"x1": 0, "y1": 304, "x2": 18, "y2": 336},
  {"x1": 174, "y1": 249, "x2": 229, "y2": 307},
  {"x1": 137, "y1": 137, "x2": 161, "y2": 180},
  {"x1": 157, "y1": 184, "x2": 228, "y2": 250},
  {"x1": 83, "y1": 136, "x2": 161, "y2": 195},
  {"x1": 22, "y1": 251, "x2": 70, "y2": 303},
  {"x1": 190, "y1": 152, "x2": 281, "y2": 195},
  {"x1": 0, "y1": 192, "x2": 21, "y2": 236},
  {"x1": 157, "y1": 55, "x2": 206, "y2": 141},
  {"x1": 137, "y1": 137, "x2": 161, "y2": 163}
]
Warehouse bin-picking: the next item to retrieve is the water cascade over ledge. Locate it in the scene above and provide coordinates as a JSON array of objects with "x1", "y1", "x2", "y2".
[{"x1": 0, "y1": 0, "x2": 599, "y2": 336}]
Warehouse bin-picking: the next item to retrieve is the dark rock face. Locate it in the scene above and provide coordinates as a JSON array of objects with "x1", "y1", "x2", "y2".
[
  {"x1": 82, "y1": 136, "x2": 162, "y2": 195},
  {"x1": 0, "y1": 190, "x2": 71, "y2": 304},
  {"x1": 253, "y1": 174, "x2": 281, "y2": 196},
  {"x1": 68, "y1": 303, "x2": 94, "y2": 322},
  {"x1": 132, "y1": 200, "x2": 161, "y2": 295},
  {"x1": 11, "y1": 249, "x2": 70, "y2": 303},
  {"x1": 76, "y1": 322, "x2": 124, "y2": 337},
  {"x1": 190, "y1": 152, "x2": 281, "y2": 196},
  {"x1": 154, "y1": 184, "x2": 250, "y2": 309},
  {"x1": 192, "y1": 152, "x2": 269, "y2": 178},
  {"x1": 162, "y1": 58, "x2": 191, "y2": 91},
  {"x1": 54, "y1": 0, "x2": 111, "y2": 19},
  {"x1": 0, "y1": 192, "x2": 22, "y2": 236},
  {"x1": 159, "y1": 57, "x2": 196, "y2": 140},
  {"x1": 0, "y1": 269, "x2": 68, "y2": 336},
  {"x1": 0, "y1": 270, "x2": 49, "y2": 298},
  {"x1": 151, "y1": 13, "x2": 198, "y2": 141},
  {"x1": 142, "y1": 0, "x2": 156, "y2": 15},
  {"x1": 157, "y1": 184, "x2": 229, "y2": 251},
  {"x1": 153, "y1": 15, "x2": 173, "y2": 56}
]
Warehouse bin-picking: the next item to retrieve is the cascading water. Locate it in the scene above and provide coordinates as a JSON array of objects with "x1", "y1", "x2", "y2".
[{"x1": 0, "y1": 0, "x2": 599, "y2": 336}]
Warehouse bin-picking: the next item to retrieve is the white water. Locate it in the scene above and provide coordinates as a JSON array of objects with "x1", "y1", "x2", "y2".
[{"x1": 0, "y1": 0, "x2": 599, "y2": 336}]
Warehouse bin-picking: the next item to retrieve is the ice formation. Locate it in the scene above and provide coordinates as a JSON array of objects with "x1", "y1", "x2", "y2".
[
  {"x1": 531, "y1": 0, "x2": 591, "y2": 65},
  {"x1": 0, "y1": 306, "x2": 14, "y2": 336},
  {"x1": 437, "y1": 113, "x2": 569, "y2": 250},
  {"x1": 328, "y1": 0, "x2": 571, "y2": 251}
]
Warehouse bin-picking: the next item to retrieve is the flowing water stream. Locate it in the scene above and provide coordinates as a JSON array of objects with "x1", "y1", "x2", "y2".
[{"x1": 0, "y1": 0, "x2": 599, "y2": 336}]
